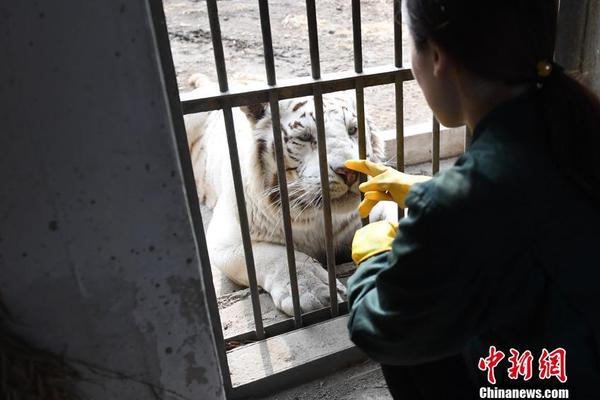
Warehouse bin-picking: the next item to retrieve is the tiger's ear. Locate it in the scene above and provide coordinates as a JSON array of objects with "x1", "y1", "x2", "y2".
[{"x1": 240, "y1": 103, "x2": 268, "y2": 124}]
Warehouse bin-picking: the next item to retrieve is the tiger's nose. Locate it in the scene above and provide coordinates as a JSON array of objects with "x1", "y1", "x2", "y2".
[{"x1": 334, "y1": 167, "x2": 358, "y2": 186}]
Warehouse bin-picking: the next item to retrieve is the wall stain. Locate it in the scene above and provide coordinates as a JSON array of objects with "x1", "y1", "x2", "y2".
[
  {"x1": 166, "y1": 276, "x2": 204, "y2": 325},
  {"x1": 184, "y1": 352, "x2": 208, "y2": 386}
]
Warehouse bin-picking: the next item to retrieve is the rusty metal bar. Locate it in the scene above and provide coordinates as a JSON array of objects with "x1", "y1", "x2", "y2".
[
  {"x1": 305, "y1": 0, "x2": 338, "y2": 317},
  {"x1": 181, "y1": 66, "x2": 414, "y2": 114},
  {"x1": 432, "y1": 117, "x2": 441, "y2": 174},
  {"x1": 206, "y1": 0, "x2": 264, "y2": 340}
]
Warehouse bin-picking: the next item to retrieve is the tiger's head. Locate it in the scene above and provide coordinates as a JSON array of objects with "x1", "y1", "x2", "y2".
[{"x1": 241, "y1": 92, "x2": 385, "y2": 222}]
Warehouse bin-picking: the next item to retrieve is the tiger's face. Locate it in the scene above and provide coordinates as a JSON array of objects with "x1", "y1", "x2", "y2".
[{"x1": 241, "y1": 92, "x2": 385, "y2": 222}]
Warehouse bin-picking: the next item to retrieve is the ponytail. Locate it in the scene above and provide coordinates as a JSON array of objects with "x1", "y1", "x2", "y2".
[{"x1": 540, "y1": 70, "x2": 600, "y2": 205}]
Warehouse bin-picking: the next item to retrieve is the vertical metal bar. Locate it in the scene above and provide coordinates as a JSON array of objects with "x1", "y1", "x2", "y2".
[
  {"x1": 206, "y1": 0, "x2": 229, "y2": 92},
  {"x1": 258, "y1": 0, "x2": 276, "y2": 86},
  {"x1": 313, "y1": 88, "x2": 339, "y2": 317},
  {"x1": 352, "y1": 0, "x2": 368, "y2": 226},
  {"x1": 352, "y1": 0, "x2": 363, "y2": 74},
  {"x1": 356, "y1": 80, "x2": 368, "y2": 227},
  {"x1": 222, "y1": 106, "x2": 265, "y2": 339},
  {"x1": 206, "y1": 0, "x2": 264, "y2": 339},
  {"x1": 257, "y1": 0, "x2": 302, "y2": 325},
  {"x1": 465, "y1": 126, "x2": 473, "y2": 150},
  {"x1": 268, "y1": 92, "x2": 302, "y2": 327},
  {"x1": 394, "y1": 0, "x2": 403, "y2": 68},
  {"x1": 394, "y1": 0, "x2": 405, "y2": 219},
  {"x1": 306, "y1": 0, "x2": 321, "y2": 79},
  {"x1": 145, "y1": 0, "x2": 233, "y2": 394},
  {"x1": 305, "y1": 0, "x2": 338, "y2": 317},
  {"x1": 432, "y1": 117, "x2": 440, "y2": 174}
]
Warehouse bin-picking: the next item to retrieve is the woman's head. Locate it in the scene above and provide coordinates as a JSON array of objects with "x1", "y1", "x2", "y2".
[
  {"x1": 404, "y1": 0, "x2": 600, "y2": 205},
  {"x1": 405, "y1": 0, "x2": 559, "y2": 127}
]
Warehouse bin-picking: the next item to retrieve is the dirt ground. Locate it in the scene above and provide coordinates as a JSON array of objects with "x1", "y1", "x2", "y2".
[{"x1": 163, "y1": 0, "x2": 432, "y2": 131}]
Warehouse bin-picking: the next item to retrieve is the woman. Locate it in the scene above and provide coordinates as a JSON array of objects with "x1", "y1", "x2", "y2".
[{"x1": 344, "y1": 0, "x2": 600, "y2": 398}]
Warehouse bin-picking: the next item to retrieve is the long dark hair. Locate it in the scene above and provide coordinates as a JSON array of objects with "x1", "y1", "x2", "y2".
[{"x1": 405, "y1": 0, "x2": 600, "y2": 205}]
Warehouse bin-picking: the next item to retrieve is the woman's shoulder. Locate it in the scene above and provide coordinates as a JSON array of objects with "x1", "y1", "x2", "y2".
[{"x1": 405, "y1": 147, "x2": 526, "y2": 222}]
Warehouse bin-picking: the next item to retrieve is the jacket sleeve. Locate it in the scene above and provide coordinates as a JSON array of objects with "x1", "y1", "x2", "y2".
[{"x1": 347, "y1": 162, "x2": 501, "y2": 366}]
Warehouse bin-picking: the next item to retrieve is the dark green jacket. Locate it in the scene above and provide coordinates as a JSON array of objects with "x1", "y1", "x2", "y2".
[{"x1": 347, "y1": 91, "x2": 600, "y2": 396}]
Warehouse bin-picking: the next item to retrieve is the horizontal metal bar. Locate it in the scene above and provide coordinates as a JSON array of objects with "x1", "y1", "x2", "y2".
[
  {"x1": 181, "y1": 66, "x2": 414, "y2": 114},
  {"x1": 225, "y1": 301, "x2": 350, "y2": 344},
  {"x1": 228, "y1": 316, "x2": 365, "y2": 399}
]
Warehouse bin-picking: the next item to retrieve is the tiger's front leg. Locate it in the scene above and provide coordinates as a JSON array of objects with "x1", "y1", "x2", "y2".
[{"x1": 207, "y1": 198, "x2": 345, "y2": 316}]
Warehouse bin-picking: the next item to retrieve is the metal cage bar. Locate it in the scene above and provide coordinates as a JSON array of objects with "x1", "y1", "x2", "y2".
[
  {"x1": 432, "y1": 117, "x2": 441, "y2": 174},
  {"x1": 259, "y1": 0, "x2": 302, "y2": 327},
  {"x1": 305, "y1": 0, "x2": 339, "y2": 317},
  {"x1": 146, "y1": 0, "x2": 234, "y2": 395},
  {"x1": 258, "y1": 0, "x2": 276, "y2": 86},
  {"x1": 353, "y1": 0, "x2": 369, "y2": 226},
  {"x1": 182, "y1": 66, "x2": 414, "y2": 114},
  {"x1": 206, "y1": 0, "x2": 265, "y2": 340},
  {"x1": 465, "y1": 126, "x2": 473, "y2": 149},
  {"x1": 393, "y1": 0, "x2": 406, "y2": 219}
]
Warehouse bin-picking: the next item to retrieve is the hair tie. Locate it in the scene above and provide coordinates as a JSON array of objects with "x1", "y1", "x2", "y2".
[{"x1": 536, "y1": 61, "x2": 564, "y2": 89}]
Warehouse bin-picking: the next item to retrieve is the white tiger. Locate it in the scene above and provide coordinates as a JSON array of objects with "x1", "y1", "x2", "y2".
[{"x1": 182, "y1": 75, "x2": 394, "y2": 316}]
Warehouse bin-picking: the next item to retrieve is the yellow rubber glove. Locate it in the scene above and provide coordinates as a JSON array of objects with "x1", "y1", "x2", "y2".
[
  {"x1": 345, "y1": 159, "x2": 431, "y2": 218},
  {"x1": 352, "y1": 220, "x2": 399, "y2": 265}
]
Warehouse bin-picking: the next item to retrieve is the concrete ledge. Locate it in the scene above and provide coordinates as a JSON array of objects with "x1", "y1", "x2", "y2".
[
  {"x1": 228, "y1": 315, "x2": 366, "y2": 398},
  {"x1": 380, "y1": 123, "x2": 466, "y2": 166}
]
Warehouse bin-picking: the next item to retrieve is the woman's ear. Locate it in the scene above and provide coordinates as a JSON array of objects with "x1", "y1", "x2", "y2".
[{"x1": 430, "y1": 42, "x2": 450, "y2": 79}]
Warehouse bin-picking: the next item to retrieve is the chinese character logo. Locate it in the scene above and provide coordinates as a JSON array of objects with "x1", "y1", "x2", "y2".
[
  {"x1": 507, "y1": 349, "x2": 534, "y2": 381},
  {"x1": 478, "y1": 346, "x2": 505, "y2": 385},
  {"x1": 539, "y1": 348, "x2": 567, "y2": 383},
  {"x1": 478, "y1": 346, "x2": 567, "y2": 384}
]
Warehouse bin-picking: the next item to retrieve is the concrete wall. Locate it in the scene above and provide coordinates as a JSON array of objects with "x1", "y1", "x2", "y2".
[
  {"x1": 0, "y1": 1, "x2": 225, "y2": 399},
  {"x1": 557, "y1": 0, "x2": 600, "y2": 94}
]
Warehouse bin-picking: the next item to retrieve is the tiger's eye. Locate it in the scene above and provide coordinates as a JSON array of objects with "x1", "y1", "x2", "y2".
[
  {"x1": 348, "y1": 126, "x2": 358, "y2": 136},
  {"x1": 298, "y1": 132, "x2": 313, "y2": 142}
]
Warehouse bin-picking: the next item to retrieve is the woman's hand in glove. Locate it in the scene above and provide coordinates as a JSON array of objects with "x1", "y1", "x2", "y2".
[
  {"x1": 352, "y1": 220, "x2": 399, "y2": 265},
  {"x1": 345, "y1": 159, "x2": 431, "y2": 218}
]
